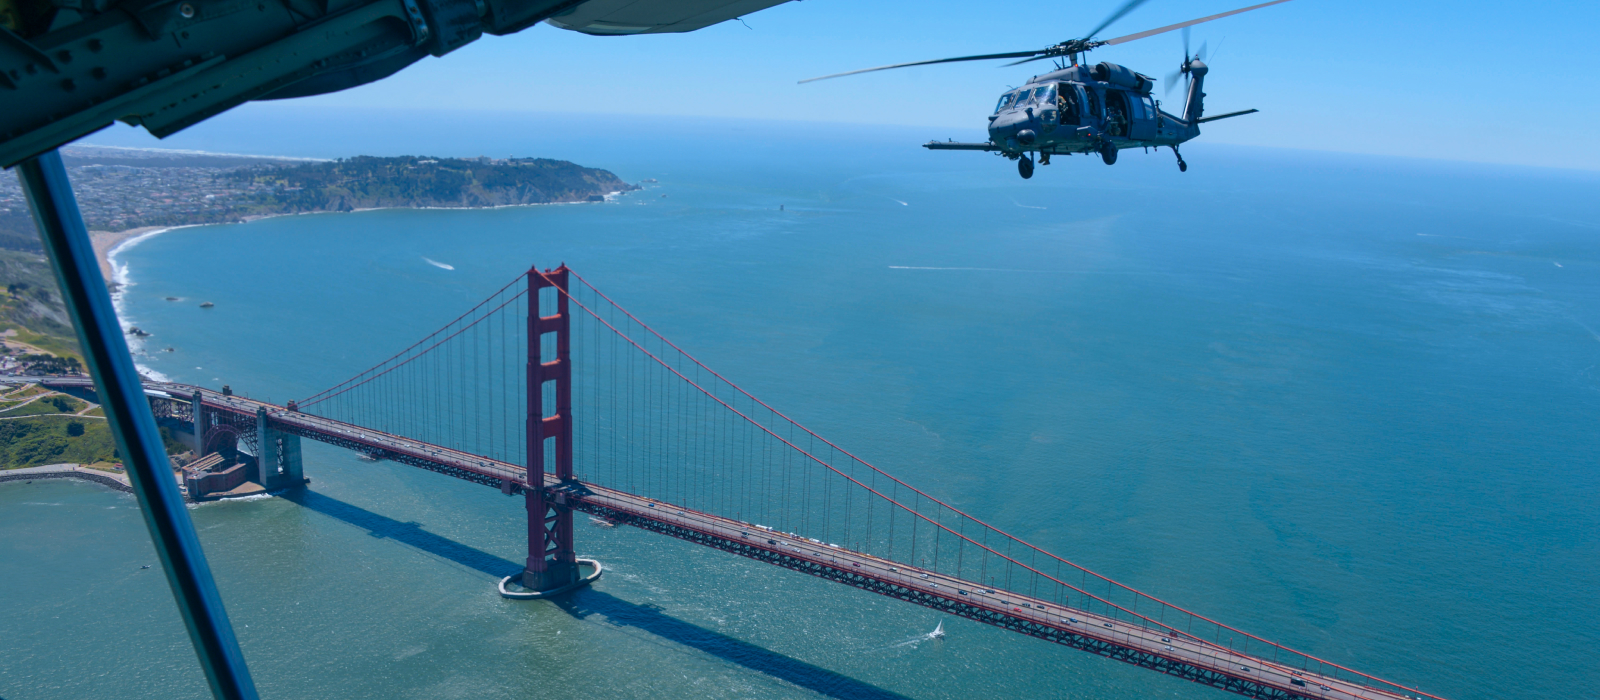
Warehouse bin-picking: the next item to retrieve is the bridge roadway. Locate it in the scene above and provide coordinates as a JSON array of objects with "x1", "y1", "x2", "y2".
[{"x1": 15, "y1": 376, "x2": 1423, "y2": 700}]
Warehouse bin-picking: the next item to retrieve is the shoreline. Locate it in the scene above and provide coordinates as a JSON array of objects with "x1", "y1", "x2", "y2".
[
  {"x1": 91, "y1": 226, "x2": 168, "y2": 281},
  {"x1": 94, "y1": 190, "x2": 634, "y2": 279},
  {"x1": 99, "y1": 191, "x2": 630, "y2": 382}
]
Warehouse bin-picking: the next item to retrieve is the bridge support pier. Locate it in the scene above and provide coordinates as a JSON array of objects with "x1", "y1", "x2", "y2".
[
  {"x1": 190, "y1": 390, "x2": 204, "y2": 455},
  {"x1": 255, "y1": 407, "x2": 304, "y2": 491},
  {"x1": 509, "y1": 265, "x2": 594, "y2": 597}
]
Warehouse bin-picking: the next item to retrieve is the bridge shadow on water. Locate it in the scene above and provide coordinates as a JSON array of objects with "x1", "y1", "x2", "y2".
[{"x1": 283, "y1": 489, "x2": 914, "y2": 700}]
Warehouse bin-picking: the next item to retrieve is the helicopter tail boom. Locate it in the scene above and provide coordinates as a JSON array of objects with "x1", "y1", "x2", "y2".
[{"x1": 1182, "y1": 60, "x2": 1210, "y2": 125}]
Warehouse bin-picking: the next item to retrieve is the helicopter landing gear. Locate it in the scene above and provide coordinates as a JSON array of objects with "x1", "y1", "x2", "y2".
[
  {"x1": 1173, "y1": 146, "x2": 1187, "y2": 172},
  {"x1": 1099, "y1": 141, "x2": 1118, "y2": 165},
  {"x1": 1018, "y1": 154, "x2": 1034, "y2": 179}
]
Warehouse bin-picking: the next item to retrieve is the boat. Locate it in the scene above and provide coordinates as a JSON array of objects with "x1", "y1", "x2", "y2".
[
  {"x1": 930, "y1": 620, "x2": 945, "y2": 639},
  {"x1": 199, "y1": 301, "x2": 214, "y2": 308}
]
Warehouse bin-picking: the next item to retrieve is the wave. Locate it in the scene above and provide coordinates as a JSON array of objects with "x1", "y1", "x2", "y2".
[
  {"x1": 422, "y1": 257, "x2": 455, "y2": 270},
  {"x1": 108, "y1": 227, "x2": 183, "y2": 382},
  {"x1": 188, "y1": 491, "x2": 278, "y2": 508}
]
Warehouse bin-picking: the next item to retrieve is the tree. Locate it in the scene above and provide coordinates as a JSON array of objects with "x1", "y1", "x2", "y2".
[{"x1": 66, "y1": 421, "x2": 84, "y2": 437}]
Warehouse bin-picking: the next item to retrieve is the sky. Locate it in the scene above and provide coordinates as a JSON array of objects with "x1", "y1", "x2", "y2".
[{"x1": 105, "y1": 0, "x2": 1600, "y2": 170}]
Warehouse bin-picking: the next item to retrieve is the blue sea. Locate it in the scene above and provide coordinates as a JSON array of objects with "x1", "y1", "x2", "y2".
[{"x1": 3, "y1": 109, "x2": 1597, "y2": 700}]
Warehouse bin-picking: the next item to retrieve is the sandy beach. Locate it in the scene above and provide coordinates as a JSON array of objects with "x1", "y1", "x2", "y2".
[{"x1": 89, "y1": 226, "x2": 164, "y2": 281}]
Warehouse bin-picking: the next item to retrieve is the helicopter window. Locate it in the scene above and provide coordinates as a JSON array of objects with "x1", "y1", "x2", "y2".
[
  {"x1": 994, "y1": 93, "x2": 1016, "y2": 113},
  {"x1": 1057, "y1": 85, "x2": 1081, "y2": 125},
  {"x1": 1084, "y1": 88, "x2": 1102, "y2": 120}
]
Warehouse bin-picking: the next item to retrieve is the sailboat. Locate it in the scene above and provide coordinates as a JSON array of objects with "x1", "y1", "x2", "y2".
[{"x1": 930, "y1": 620, "x2": 945, "y2": 640}]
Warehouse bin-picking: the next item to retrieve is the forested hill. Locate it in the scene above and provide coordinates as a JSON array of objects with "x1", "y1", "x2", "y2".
[{"x1": 229, "y1": 156, "x2": 637, "y2": 212}]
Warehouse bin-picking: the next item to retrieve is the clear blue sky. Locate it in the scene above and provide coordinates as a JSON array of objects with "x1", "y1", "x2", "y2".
[{"x1": 141, "y1": 1, "x2": 1600, "y2": 170}]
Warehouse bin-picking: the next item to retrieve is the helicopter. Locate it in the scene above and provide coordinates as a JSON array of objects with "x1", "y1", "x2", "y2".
[{"x1": 801, "y1": 0, "x2": 1291, "y2": 178}]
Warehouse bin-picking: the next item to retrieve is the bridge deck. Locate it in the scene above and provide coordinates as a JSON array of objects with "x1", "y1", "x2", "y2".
[{"x1": 15, "y1": 376, "x2": 1421, "y2": 700}]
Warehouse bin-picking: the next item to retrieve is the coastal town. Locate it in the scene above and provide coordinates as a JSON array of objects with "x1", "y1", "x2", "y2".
[{"x1": 0, "y1": 145, "x2": 637, "y2": 247}]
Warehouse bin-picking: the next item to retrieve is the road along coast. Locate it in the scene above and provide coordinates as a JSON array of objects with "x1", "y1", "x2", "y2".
[{"x1": 0, "y1": 463, "x2": 131, "y2": 492}]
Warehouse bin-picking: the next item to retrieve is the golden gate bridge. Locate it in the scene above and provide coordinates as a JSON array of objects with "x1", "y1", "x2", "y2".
[{"x1": 27, "y1": 265, "x2": 1439, "y2": 700}]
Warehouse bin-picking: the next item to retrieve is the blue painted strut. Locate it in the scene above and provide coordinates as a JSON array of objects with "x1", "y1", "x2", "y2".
[{"x1": 14, "y1": 151, "x2": 259, "y2": 700}]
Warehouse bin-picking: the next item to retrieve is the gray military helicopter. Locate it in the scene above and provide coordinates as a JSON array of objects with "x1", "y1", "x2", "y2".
[{"x1": 801, "y1": 0, "x2": 1290, "y2": 178}]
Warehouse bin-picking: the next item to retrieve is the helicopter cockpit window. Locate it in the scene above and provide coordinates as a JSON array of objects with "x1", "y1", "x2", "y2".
[{"x1": 995, "y1": 93, "x2": 1016, "y2": 113}]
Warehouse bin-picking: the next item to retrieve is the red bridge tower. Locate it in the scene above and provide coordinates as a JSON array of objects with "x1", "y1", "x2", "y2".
[{"x1": 521, "y1": 265, "x2": 579, "y2": 592}]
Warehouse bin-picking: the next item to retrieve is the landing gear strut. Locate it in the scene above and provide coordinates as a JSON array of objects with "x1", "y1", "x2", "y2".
[
  {"x1": 1018, "y1": 154, "x2": 1034, "y2": 179},
  {"x1": 1099, "y1": 141, "x2": 1118, "y2": 165},
  {"x1": 1174, "y1": 146, "x2": 1187, "y2": 172}
]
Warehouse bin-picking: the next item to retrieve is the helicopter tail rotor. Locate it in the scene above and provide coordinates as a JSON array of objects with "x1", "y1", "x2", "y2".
[{"x1": 1164, "y1": 27, "x2": 1208, "y2": 97}]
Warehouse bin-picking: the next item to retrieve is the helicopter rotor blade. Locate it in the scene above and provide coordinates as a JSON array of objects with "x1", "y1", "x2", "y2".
[
  {"x1": 1196, "y1": 40, "x2": 1208, "y2": 62},
  {"x1": 1084, "y1": 0, "x2": 1155, "y2": 43},
  {"x1": 799, "y1": 51, "x2": 1045, "y2": 83},
  {"x1": 1182, "y1": 25, "x2": 1190, "y2": 59},
  {"x1": 1002, "y1": 54, "x2": 1057, "y2": 67},
  {"x1": 1164, "y1": 68, "x2": 1182, "y2": 95},
  {"x1": 1101, "y1": 0, "x2": 1291, "y2": 47}
]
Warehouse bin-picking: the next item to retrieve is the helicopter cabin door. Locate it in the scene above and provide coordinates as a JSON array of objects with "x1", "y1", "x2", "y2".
[
  {"x1": 1127, "y1": 94, "x2": 1158, "y2": 140},
  {"x1": 1054, "y1": 84, "x2": 1083, "y2": 127},
  {"x1": 1103, "y1": 90, "x2": 1132, "y2": 138}
]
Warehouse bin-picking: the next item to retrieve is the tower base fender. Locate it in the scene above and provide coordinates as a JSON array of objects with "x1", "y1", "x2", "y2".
[{"x1": 499, "y1": 558, "x2": 603, "y2": 599}]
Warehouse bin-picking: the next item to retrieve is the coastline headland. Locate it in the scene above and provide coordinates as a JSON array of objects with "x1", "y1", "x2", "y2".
[
  {"x1": 2, "y1": 145, "x2": 641, "y2": 284},
  {"x1": 0, "y1": 145, "x2": 640, "y2": 371}
]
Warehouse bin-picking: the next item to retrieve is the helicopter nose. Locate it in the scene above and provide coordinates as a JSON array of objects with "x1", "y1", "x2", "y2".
[{"x1": 1016, "y1": 129, "x2": 1036, "y2": 146}]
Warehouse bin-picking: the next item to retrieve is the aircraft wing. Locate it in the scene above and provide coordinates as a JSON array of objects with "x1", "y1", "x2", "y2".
[
  {"x1": 0, "y1": 0, "x2": 795, "y2": 167},
  {"x1": 547, "y1": 0, "x2": 792, "y2": 35},
  {"x1": 924, "y1": 141, "x2": 1002, "y2": 152}
]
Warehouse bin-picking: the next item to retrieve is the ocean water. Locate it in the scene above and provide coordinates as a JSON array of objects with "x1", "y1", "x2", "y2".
[{"x1": 3, "y1": 111, "x2": 1598, "y2": 700}]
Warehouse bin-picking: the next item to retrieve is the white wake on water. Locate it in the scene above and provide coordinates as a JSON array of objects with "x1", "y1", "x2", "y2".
[
  {"x1": 886, "y1": 621, "x2": 946, "y2": 649},
  {"x1": 422, "y1": 257, "x2": 455, "y2": 270},
  {"x1": 188, "y1": 492, "x2": 277, "y2": 508}
]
